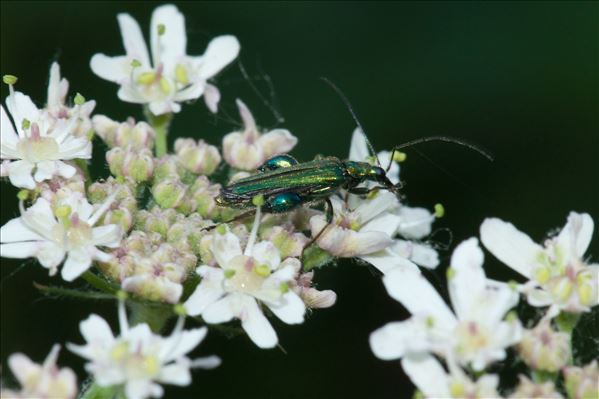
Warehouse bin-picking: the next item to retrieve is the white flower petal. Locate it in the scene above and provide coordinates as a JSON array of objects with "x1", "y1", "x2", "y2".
[
  {"x1": 61, "y1": 247, "x2": 93, "y2": 281},
  {"x1": 0, "y1": 105, "x2": 19, "y2": 149},
  {"x1": 267, "y1": 291, "x2": 305, "y2": 324},
  {"x1": 359, "y1": 247, "x2": 419, "y2": 274},
  {"x1": 190, "y1": 355, "x2": 221, "y2": 369},
  {"x1": 397, "y1": 206, "x2": 434, "y2": 240},
  {"x1": 526, "y1": 287, "x2": 554, "y2": 307},
  {"x1": 57, "y1": 137, "x2": 92, "y2": 160},
  {"x1": 55, "y1": 161, "x2": 77, "y2": 179},
  {"x1": 257, "y1": 129, "x2": 298, "y2": 158},
  {"x1": 354, "y1": 191, "x2": 400, "y2": 223},
  {"x1": 150, "y1": 4, "x2": 186, "y2": 73},
  {"x1": 240, "y1": 296, "x2": 278, "y2": 349},
  {"x1": 0, "y1": 241, "x2": 41, "y2": 259},
  {"x1": 348, "y1": 127, "x2": 370, "y2": 162},
  {"x1": 33, "y1": 160, "x2": 57, "y2": 182},
  {"x1": 383, "y1": 267, "x2": 457, "y2": 329},
  {"x1": 117, "y1": 83, "x2": 148, "y2": 103},
  {"x1": 361, "y1": 213, "x2": 402, "y2": 236},
  {"x1": 125, "y1": 380, "x2": 163, "y2": 399},
  {"x1": 89, "y1": 54, "x2": 131, "y2": 83},
  {"x1": 203, "y1": 83, "x2": 220, "y2": 113},
  {"x1": 92, "y1": 224, "x2": 122, "y2": 247},
  {"x1": 0, "y1": 216, "x2": 45, "y2": 242},
  {"x1": 79, "y1": 314, "x2": 115, "y2": 347},
  {"x1": 198, "y1": 35, "x2": 240, "y2": 79},
  {"x1": 173, "y1": 82, "x2": 205, "y2": 102},
  {"x1": 7, "y1": 159, "x2": 35, "y2": 189},
  {"x1": 480, "y1": 218, "x2": 542, "y2": 278},
  {"x1": 202, "y1": 295, "x2": 237, "y2": 324},
  {"x1": 185, "y1": 266, "x2": 225, "y2": 316},
  {"x1": 47, "y1": 62, "x2": 64, "y2": 109},
  {"x1": 8, "y1": 353, "x2": 39, "y2": 386},
  {"x1": 37, "y1": 241, "x2": 66, "y2": 270},
  {"x1": 6, "y1": 91, "x2": 40, "y2": 135},
  {"x1": 211, "y1": 230, "x2": 242, "y2": 267},
  {"x1": 117, "y1": 13, "x2": 150, "y2": 66},
  {"x1": 369, "y1": 318, "x2": 431, "y2": 360},
  {"x1": 163, "y1": 327, "x2": 207, "y2": 362},
  {"x1": 158, "y1": 362, "x2": 191, "y2": 386},
  {"x1": 558, "y1": 212, "x2": 594, "y2": 259},
  {"x1": 401, "y1": 354, "x2": 451, "y2": 398},
  {"x1": 448, "y1": 238, "x2": 486, "y2": 320},
  {"x1": 251, "y1": 241, "x2": 281, "y2": 270}
]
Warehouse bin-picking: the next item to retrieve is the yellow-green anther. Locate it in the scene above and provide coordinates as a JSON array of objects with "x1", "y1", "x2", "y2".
[
  {"x1": 349, "y1": 220, "x2": 361, "y2": 231},
  {"x1": 534, "y1": 266, "x2": 551, "y2": 284},
  {"x1": 224, "y1": 269, "x2": 236, "y2": 279},
  {"x1": 446, "y1": 267, "x2": 456, "y2": 280},
  {"x1": 254, "y1": 264, "x2": 271, "y2": 277},
  {"x1": 3, "y1": 75, "x2": 18, "y2": 85},
  {"x1": 22, "y1": 118, "x2": 31, "y2": 130},
  {"x1": 412, "y1": 391, "x2": 424, "y2": 399},
  {"x1": 157, "y1": 23, "x2": 166, "y2": 35},
  {"x1": 366, "y1": 189, "x2": 379, "y2": 200},
  {"x1": 131, "y1": 59, "x2": 142, "y2": 68},
  {"x1": 216, "y1": 224, "x2": 227, "y2": 235},
  {"x1": 116, "y1": 175, "x2": 126, "y2": 184},
  {"x1": 74, "y1": 92, "x2": 85, "y2": 105},
  {"x1": 280, "y1": 282, "x2": 289, "y2": 293},
  {"x1": 252, "y1": 194, "x2": 265, "y2": 207},
  {"x1": 393, "y1": 151, "x2": 407, "y2": 162},
  {"x1": 552, "y1": 279, "x2": 573, "y2": 302},
  {"x1": 116, "y1": 290, "x2": 128, "y2": 301},
  {"x1": 576, "y1": 272, "x2": 591, "y2": 285},
  {"x1": 506, "y1": 310, "x2": 518, "y2": 322},
  {"x1": 173, "y1": 303, "x2": 187, "y2": 316},
  {"x1": 54, "y1": 205, "x2": 72, "y2": 218},
  {"x1": 159, "y1": 77, "x2": 171, "y2": 93},
  {"x1": 175, "y1": 64, "x2": 189, "y2": 85},
  {"x1": 434, "y1": 203, "x2": 445, "y2": 218},
  {"x1": 449, "y1": 381, "x2": 465, "y2": 398},
  {"x1": 508, "y1": 280, "x2": 519, "y2": 290},
  {"x1": 425, "y1": 315, "x2": 435, "y2": 328},
  {"x1": 86, "y1": 129, "x2": 95, "y2": 140},
  {"x1": 137, "y1": 71, "x2": 156, "y2": 85},
  {"x1": 17, "y1": 190, "x2": 29, "y2": 201}
]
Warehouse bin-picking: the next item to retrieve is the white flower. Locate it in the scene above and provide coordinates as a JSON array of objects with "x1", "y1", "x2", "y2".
[
  {"x1": 401, "y1": 354, "x2": 499, "y2": 399},
  {"x1": 310, "y1": 192, "x2": 420, "y2": 274},
  {"x1": 346, "y1": 127, "x2": 439, "y2": 271},
  {"x1": 45, "y1": 62, "x2": 96, "y2": 137},
  {"x1": 1, "y1": 345, "x2": 77, "y2": 399},
  {"x1": 0, "y1": 194, "x2": 121, "y2": 281},
  {"x1": 90, "y1": 4, "x2": 239, "y2": 115},
  {"x1": 68, "y1": 301, "x2": 219, "y2": 399},
  {"x1": 1, "y1": 89, "x2": 91, "y2": 189},
  {"x1": 480, "y1": 212, "x2": 598, "y2": 312},
  {"x1": 184, "y1": 209, "x2": 306, "y2": 348},
  {"x1": 222, "y1": 99, "x2": 298, "y2": 171},
  {"x1": 370, "y1": 238, "x2": 522, "y2": 371}
]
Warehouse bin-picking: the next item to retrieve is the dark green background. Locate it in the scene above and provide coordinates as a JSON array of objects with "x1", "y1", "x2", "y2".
[{"x1": 1, "y1": 1, "x2": 598, "y2": 398}]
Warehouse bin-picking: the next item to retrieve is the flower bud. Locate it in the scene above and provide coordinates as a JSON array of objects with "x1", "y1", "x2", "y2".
[
  {"x1": 174, "y1": 138, "x2": 222, "y2": 175},
  {"x1": 301, "y1": 287, "x2": 337, "y2": 309},
  {"x1": 136, "y1": 207, "x2": 181, "y2": 238},
  {"x1": 93, "y1": 115, "x2": 155, "y2": 150},
  {"x1": 518, "y1": 319, "x2": 571, "y2": 372},
  {"x1": 261, "y1": 225, "x2": 309, "y2": 258},
  {"x1": 122, "y1": 148, "x2": 154, "y2": 182},
  {"x1": 92, "y1": 115, "x2": 120, "y2": 147},
  {"x1": 122, "y1": 274, "x2": 183, "y2": 304},
  {"x1": 106, "y1": 147, "x2": 126, "y2": 177},
  {"x1": 167, "y1": 213, "x2": 211, "y2": 255},
  {"x1": 154, "y1": 155, "x2": 185, "y2": 181},
  {"x1": 88, "y1": 177, "x2": 138, "y2": 231},
  {"x1": 509, "y1": 375, "x2": 563, "y2": 399},
  {"x1": 151, "y1": 176, "x2": 187, "y2": 209},
  {"x1": 188, "y1": 176, "x2": 221, "y2": 219},
  {"x1": 564, "y1": 361, "x2": 598, "y2": 399}
]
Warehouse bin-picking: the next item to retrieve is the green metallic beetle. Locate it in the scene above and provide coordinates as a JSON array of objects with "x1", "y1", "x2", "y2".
[{"x1": 215, "y1": 154, "x2": 398, "y2": 214}]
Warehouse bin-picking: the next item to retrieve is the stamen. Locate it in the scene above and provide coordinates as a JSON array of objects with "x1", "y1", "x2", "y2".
[{"x1": 244, "y1": 200, "x2": 262, "y2": 256}]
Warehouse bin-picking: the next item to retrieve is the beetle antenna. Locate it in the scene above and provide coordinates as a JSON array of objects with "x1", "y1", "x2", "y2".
[
  {"x1": 391, "y1": 136, "x2": 494, "y2": 162},
  {"x1": 320, "y1": 77, "x2": 381, "y2": 167}
]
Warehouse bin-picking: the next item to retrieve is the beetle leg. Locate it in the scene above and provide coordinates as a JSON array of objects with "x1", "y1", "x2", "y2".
[
  {"x1": 200, "y1": 209, "x2": 256, "y2": 231},
  {"x1": 300, "y1": 198, "x2": 334, "y2": 267}
]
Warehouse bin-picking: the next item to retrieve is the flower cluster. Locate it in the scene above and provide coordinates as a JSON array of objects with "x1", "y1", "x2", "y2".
[{"x1": 1, "y1": 3, "x2": 596, "y2": 399}]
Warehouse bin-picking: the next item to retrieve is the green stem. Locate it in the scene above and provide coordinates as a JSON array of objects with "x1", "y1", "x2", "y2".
[
  {"x1": 144, "y1": 108, "x2": 173, "y2": 157},
  {"x1": 127, "y1": 300, "x2": 173, "y2": 333}
]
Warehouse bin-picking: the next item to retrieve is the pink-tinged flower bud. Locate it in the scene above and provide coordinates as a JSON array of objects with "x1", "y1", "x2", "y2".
[
  {"x1": 261, "y1": 225, "x2": 309, "y2": 258},
  {"x1": 103, "y1": 208, "x2": 135, "y2": 233},
  {"x1": 122, "y1": 274, "x2": 183, "y2": 304},
  {"x1": 167, "y1": 213, "x2": 212, "y2": 255},
  {"x1": 222, "y1": 99, "x2": 297, "y2": 171},
  {"x1": 38, "y1": 174, "x2": 86, "y2": 206},
  {"x1": 564, "y1": 361, "x2": 598, "y2": 399},
  {"x1": 154, "y1": 155, "x2": 185, "y2": 181},
  {"x1": 106, "y1": 147, "x2": 126, "y2": 177},
  {"x1": 509, "y1": 375, "x2": 563, "y2": 399},
  {"x1": 301, "y1": 287, "x2": 337, "y2": 309},
  {"x1": 122, "y1": 148, "x2": 154, "y2": 182},
  {"x1": 92, "y1": 115, "x2": 120, "y2": 147},
  {"x1": 188, "y1": 176, "x2": 221, "y2": 219},
  {"x1": 88, "y1": 177, "x2": 138, "y2": 231},
  {"x1": 151, "y1": 176, "x2": 188, "y2": 209},
  {"x1": 115, "y1": 119, "x2": 155, "y2": 150},
  {"x1": 174, "y1": 138, "x2": 222, "y2": 176},
  {"x1": 136, "y1": 207, "x2": 181, "y2": 238},
  {"x1": 518, "y1": 319, "x2": 571, "y2": 372}
]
